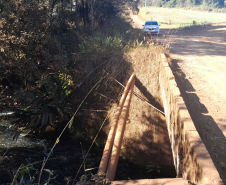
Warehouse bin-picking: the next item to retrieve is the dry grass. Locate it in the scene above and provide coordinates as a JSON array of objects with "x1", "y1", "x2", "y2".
[
  {"x1": 115, "y1": 44, "x2": 175, "y2": 177},
  {"x1": 70, "y1": 9, "x2": 176, "y2": 177},
  {"x1": 74, "y1": 40, "x2": 176, "y2": 176}
]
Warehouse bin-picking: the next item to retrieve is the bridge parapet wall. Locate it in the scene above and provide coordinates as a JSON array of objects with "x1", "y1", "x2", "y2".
[{"x1": 159, "y1": 54, "x2": 223, "y2": 185}]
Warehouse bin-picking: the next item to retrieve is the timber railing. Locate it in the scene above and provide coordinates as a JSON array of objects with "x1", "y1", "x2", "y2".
[{"x1": 98, "y1": 74, "x2": 135, "y2": 181}]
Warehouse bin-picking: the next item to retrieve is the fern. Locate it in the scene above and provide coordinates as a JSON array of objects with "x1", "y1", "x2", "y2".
[{"x1": 12, "y1": 76, "x2": 73, "y2": 139}]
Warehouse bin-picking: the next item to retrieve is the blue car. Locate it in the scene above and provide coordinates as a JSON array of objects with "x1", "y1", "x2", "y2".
[{"x1": 142, "y1": 21, "x2": 160, "y2": 34}]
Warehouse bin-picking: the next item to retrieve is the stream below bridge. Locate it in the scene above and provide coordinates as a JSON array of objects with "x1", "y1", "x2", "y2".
[{"x1": 0, "y1": 119, "x2": 166, "y2": 184}]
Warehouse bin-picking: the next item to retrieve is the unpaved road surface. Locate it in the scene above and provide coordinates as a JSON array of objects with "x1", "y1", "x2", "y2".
[
  {"x1": 131, "y1": 12, "x2": 226, "y2": 183},
  {"x1": 166, "y1": 25, "x2": 226, "y2": 184}
]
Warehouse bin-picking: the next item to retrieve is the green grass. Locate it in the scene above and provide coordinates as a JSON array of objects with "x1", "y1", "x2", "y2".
[{"x1": 139, "y1": 6, "x2": 226, "y2": 28}]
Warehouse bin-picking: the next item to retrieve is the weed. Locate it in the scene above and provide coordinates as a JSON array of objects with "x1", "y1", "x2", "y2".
[
  {"x1": 180, "y1": 22, "x2": 212, "y2": 30},
  {"x1": 12, "y1": 163, "x2": 57, "y2": 185},
  {"x1": 146, "y1": 162, "x2": 161, "y2": 174},
  {"x1": 12, "y1": 163, "x2": 37, "y2": 185},
  {"x1": 79, "y1": 44, "x2": 87, "y2": 52},
  {"x1": 11, "y1": 76, "x2": 74, "y2": 139}
]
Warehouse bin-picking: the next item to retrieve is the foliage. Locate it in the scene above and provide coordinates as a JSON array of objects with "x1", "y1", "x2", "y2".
[
  {"x1": 12, "y1": 163, "x2": 56, "y2": 185},
  {"x1": 0, "y1": 0, "x2": 68, "y2": 89},
  {"x1": 82, "y1": 33, "x2": 124, "y2": 52},
  {"x1": 12, "y1": 164, "x2": 37, "y2": 185},
  {"x1": 180, "y1": 22, "x2": 212, "y2": 30},
  {"x1": 12, "y1": 75, "x2": 73, "y2": 139},
  {"x1": 0, "y1": 0, "x2": 170, "y2": 184},
  {"x1": 146, "y1": 162, "x2": 161, "y2": 174},
  {"x1": 0, "y1": 0, "x2": 140, "y2": 90}
]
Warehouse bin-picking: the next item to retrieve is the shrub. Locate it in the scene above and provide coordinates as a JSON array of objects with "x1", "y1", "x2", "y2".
[
  {"x1": 12, "y1": 75, "x2": 74, "y2": 139},
  {"x1": 0, "y1": 0, "x2": 68, "y2": 89}
]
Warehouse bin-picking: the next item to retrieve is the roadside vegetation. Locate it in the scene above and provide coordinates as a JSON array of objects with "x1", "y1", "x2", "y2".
[
  {"x1": 2, "y1": 0, "x2": 226, "y2": 183},
  {"x1": 0, "y1": 0, "x2": 140, "y2": 135},
  {"x1": 0, "y1": 0, "x2": 169, "y2": 184}
]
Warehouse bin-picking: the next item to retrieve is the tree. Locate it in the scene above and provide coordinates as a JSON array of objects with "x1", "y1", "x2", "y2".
[
  {"x1": 89, "y1": 0, "x2": 96, "y2": 31},
  {"x1": 0, "y1": 0, "x2": 66, "y2": 88}
]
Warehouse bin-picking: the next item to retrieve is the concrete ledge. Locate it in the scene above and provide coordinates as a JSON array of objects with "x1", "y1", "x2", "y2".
[
  {"x1": 111, "y1": 178, "x2": 189, "y2": 185},
  {"x1": 159, "y1": 54, "x2": 223, "y2": 185}
]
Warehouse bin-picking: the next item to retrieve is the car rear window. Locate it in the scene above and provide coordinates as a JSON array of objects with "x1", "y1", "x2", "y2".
[{"x1": 145, "y1": 21, "x2": 158, "y2": 25}]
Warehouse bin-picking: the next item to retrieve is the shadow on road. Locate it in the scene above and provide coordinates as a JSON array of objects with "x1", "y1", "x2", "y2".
[
  {"x1": 169, "y1": 58, "x2": 226, "y2": 184},
  {"x1": 160, "y1": 24, "x2": 226, "y2": 57}
]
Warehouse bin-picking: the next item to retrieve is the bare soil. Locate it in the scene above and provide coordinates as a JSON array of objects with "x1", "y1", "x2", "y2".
[{"x1": 130, "y1": 12, "x2": 226, "y2": 184}]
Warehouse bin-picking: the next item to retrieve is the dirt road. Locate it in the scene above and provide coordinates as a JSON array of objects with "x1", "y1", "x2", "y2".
[
  {"x1": 165, "y1": 24, "x2": 226, "y2": 184},
  {"x1": 130, "y1": 12, "x2": 226, "y2": 183}
]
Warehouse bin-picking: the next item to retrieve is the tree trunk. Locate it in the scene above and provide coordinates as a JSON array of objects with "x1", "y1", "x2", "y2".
[
  {"x1": 90, "y1": 0, "x2": 95, "y2": 31},
  {"x1": 50, "y1": 0, "x2": 58, "y2": 13},
  {"x1": 82, "y1": 0, "x2": 86, "y2": 26},
  {"x1": 71, "y1": 0, "x2": 72, "y2": 12},
  {"x1": 85, "y1": 1, "x2": 89, "y2": 24},
  {"x1": 76, "y1": 0, "x2": 78, "y2": 12}
]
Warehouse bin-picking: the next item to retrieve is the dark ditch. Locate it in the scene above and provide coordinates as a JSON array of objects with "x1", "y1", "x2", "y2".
[{"x1": 0, "y1": 119, "x2": 175, "y2": 185}]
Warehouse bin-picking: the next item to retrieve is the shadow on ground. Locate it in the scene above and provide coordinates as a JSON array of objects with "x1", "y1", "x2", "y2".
[
  {"x1": 169, "y1": 58, "x2": 226, "y2": 184},
  {"x1": 160, "y1": 24, "x2": 226, "y2": 57}
]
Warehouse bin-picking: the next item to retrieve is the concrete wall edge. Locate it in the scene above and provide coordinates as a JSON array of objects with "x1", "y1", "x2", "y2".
[{"x1": 159, "y1": 53, "x2": 223, "y2": 185}]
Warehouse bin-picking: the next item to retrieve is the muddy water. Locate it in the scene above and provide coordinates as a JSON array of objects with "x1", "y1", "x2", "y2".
[{"x1": 0, "y1": 119, "x2": 168, "y2": 184}]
